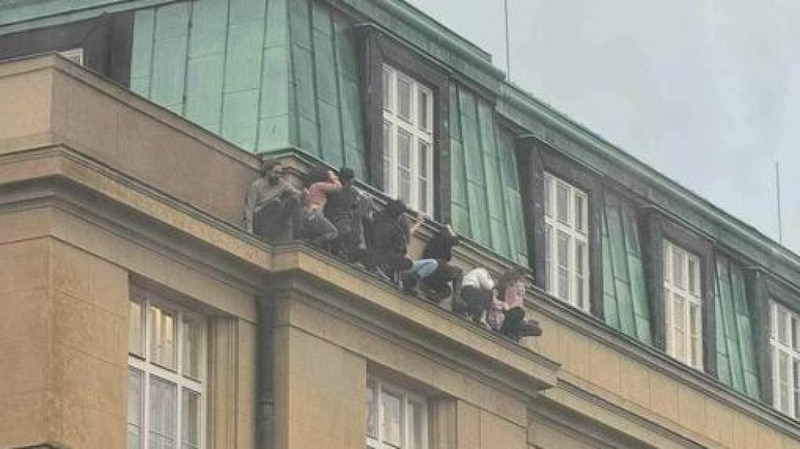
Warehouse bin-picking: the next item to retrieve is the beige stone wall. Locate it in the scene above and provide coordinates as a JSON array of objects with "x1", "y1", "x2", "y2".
[
  {"x1": 273, "y1": 324, "x2": 367, "y2": 449},
  {"x1": 0, "y1": 238, "x2": 52, "y2": 447},
  {"x1": 0, "y1": 238, "x2": 128, "y2": 449},
  {"x1": 271, "y1": 287, "x2": 536, "y2": 449},
  {"x1": 0, "y1": 56, "x2": 259, "y2": 228},
  {"x1": 528, "y1": 310, "x2": 800, "y2": 449}
]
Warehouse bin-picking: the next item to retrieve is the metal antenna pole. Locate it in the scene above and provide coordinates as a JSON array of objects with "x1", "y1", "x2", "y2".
[
  {"x1": 504, "y1": 0, "x2": 511, "y2": 79},
  {"x1": 776, "y1": 161, "x2": 783, "y2": 243}
]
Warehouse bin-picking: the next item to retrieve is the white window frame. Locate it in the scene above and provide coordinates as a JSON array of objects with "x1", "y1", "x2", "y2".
[
  {"x1": 770, "y1": 300, "x2": 800, "y2": 418},
  {"x1": 382, "y1": 64, "x2": 434, "y2": 215},
  {"x1": 366, "y1": 378, "x2": 428, "y2": 449},
  {"x1": 128, "y1": 287, "x2": 207, "y2": 449},
  {"x1": 663, "y1": 240, "x2": 703, "y2": 369},
  {"x1": 543, "y1": 172, "x2": 590, "y2": 311},
  {"x1": 59, "y1": 48, "x2": 84, "y2": 65}
]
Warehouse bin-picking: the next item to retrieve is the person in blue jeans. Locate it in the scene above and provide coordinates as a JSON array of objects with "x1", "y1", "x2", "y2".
[{"x1": 401, "y1": 258, "x2": 439, "y2": 295}]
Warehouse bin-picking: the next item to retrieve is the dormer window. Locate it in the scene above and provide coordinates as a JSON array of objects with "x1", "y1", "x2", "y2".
[{"x1": 381, "y1": 64, "x2": 434, "y2": 215}]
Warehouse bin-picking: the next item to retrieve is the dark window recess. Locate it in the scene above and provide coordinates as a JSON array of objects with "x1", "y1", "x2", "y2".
[
  {"x1": 0, "y1": 12, "x2": 134, "y2": 87},
  {"x1": 354, "y1": 23, "x2": 451, "y2": 223},
  {"x1": 753, "y1": 274, "x2": 800, "y2": 404},
  {"x1": 639, "y1": 208, "x2": 717, "y2": 374},
  {"x1": 517, "y1": 136, "x2": 604, "y2": 319}
]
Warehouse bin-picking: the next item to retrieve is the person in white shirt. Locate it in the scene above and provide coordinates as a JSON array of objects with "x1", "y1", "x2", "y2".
[{"x1": 459, "y1": 268, "x2": 505, "y2": 326}]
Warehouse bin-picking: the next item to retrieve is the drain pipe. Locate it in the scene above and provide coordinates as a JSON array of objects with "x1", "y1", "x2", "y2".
[{"x1": 256, "y1": 291, "x2": 275, "y2": 449}]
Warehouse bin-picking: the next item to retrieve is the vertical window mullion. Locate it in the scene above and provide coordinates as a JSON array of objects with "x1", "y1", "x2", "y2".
[
  {"x1": 377, "y1": 383, "x2": 383, "y2": 449},
  {"x1": 142, "y1": 296, "x2": 152, "y2": 449},
  {"x1": 176, "y1": 313, "x2": 184, "y2": 449}
]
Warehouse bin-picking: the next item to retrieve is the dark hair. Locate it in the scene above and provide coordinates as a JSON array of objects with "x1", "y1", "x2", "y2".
[
  {"x1": 498, "y1": 267, "x2": 527, "y2": 287},
  {"x1": 339, "y1": 167, "x2": 355, "y2": 182},
  {"x1": 385, "y1": 199, "x2": 407, "y2": 217},
  {"x1": 306, "y1": 164, "x2": 331, "y2": 186}
]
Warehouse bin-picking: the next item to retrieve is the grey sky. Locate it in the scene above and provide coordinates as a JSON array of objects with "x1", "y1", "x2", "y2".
[{"x1": 408, "y1": 0, "x2": 800, "y2": 254}]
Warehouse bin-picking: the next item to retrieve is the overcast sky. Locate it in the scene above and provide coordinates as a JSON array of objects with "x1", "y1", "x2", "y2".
[{"x1": 408, "y1": 0, "x2": 800, "y2": 255}]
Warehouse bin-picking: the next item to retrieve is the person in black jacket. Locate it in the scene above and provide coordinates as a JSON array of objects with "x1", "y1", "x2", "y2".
[
  {"x1": 363, "y1": 199, "x2": 438, "y2": 294},
  {"x1": 324, "y1": 167, "x2": 375, "y2": 262},
  {"x1": 419, "y1": 225, "x2": 465, "y2": 309}
]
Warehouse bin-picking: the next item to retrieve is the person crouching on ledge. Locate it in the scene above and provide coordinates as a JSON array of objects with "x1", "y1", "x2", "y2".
[
  {"x1": 302, "y1": 165, "x2": 342, "y2": 248},
  {"x1": 496, "y1": 268, "x2": 542, "y2": 341}
]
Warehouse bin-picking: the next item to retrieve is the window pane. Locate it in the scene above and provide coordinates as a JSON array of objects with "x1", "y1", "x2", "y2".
[
  {"x1": 794, "y1": 359, "x2": 800, "y2": 416},
  {"x1": 150, "y1": 305, "x2": 177, "y2": 369},
  {"x1": 130, "y1": 300, "x2": 144, "y2": 356},
  {"x1": 556, "y1": 182, "x2": 569, "y2": 224},
  {"x1": 183, "y1": 317, "x2": 203, "y2": 380},
  {"x1": 397, "y1": 76, "x2": 411, "y2": 121},
  {"x1": 419, "y1": 180, "x2": 429, "y2": 214},
  {"x1": 672, "y1": 247, "x2": 685, "y2": 290},
  {"x1": 663, "y1": 242, "x2": 671, "y2": 284},
  {"x1": 397, "y1": 130, "x2": 411, "y2": 204},
  {"x1": 408, "y1": 400, "x2": 424, "y2": 449},
  {"x1": 575, "y1": 241, "x2": 586, "y2": 277},
  {"x1": 689, "y1": 303, "x2": 702, "y2": 366},
  {"x1": 687, "y1": 257, "x2": 698, "y2": 296},
  {"x1": 383, "y1": 122, "x2": 392, "y2": 193},
  {"x1": 557, "y1": 231, "x2": 570, "y2": 300},
  {"x1": 149, "y1": 377, "x2": 177, "y2": 449},
  {"x1": 544, "y1": 175, "x2": 553, "y2": 218},
  {"x1": 366, "y1": 384, "x2": 378, "y2": 438},
  {"x1": 794, "y1": 316, "x2": 800, "y2": 351},
  {"x1": 575, "y1": 193, "x2": 586, "y2": 233},
  {"x1": 780, "y1": 352, "x2": 790, "y2": 411},
  {"x1": 382, "y1": 392, "x2": 402, "y2": 447},
  {"x1": 128, "y1": 369, "x2": 144, "y2": 449},
  {"x1": 182, "y1": 389, "x2": 200, "y2": 449},
  {"x1": 778, "y1": 308, "x2": 788, "y2": 345},
  {"x1": 382, "y1": 67, "x2": 392, "y2": 112},
  {"x1": 418, "y1": 89, "x2": 430, "y2": 131},
  {"x1": 673, "y1": 295, "x2": 686, "y2": 361},
  {"x1": 418, "y1": 140, "x2": 429, "y2": 178},
  {"x1": 665, "y1": 297, "x2": 673, "y2": 354},
  {"x1": 544, "y1": 224, "x2": 552, "y2": 292},
  {"x1": 418, "y1": 141, "x2": 430, "y2": 213},
  {"x1": 576, "y1": 241, "x2": 587, "y2": 307}
]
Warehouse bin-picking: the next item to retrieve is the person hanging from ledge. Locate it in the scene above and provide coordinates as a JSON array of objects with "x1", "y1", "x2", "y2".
[
  {"x1": 243, "y1": 157, "x2": 304, "y2": 243},
  {"x1": 419, "y1": 225, "x2": 465, "y2": 309},
  {"x1": 324, "y1": 167, "x2": 376, "y2": 263},
  {"x1": 495, "y1": 267, "x2": 542, "y2": 341},
  {"x1": 301, "y1": 164, "x2": 342, "y2": 248},
  {"x1": 363, "y1": 199, "x2": 438, "y2": 294}
]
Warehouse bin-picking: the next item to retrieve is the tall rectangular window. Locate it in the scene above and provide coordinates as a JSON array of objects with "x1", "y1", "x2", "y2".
[
  {"x1": 128, "y1": 287, "x2": 206, "y2": 449},
  {"x1": 382, "y1": 64, "x2": 434, "y2": 215},
  {"x1": 770, "y1": 301, "x2": 800, "y2": 418},
  {"x1": 663, "y1": 240, "x2": 703, "y2": 369},
  {"x1": 366, "y1": 378, "x2": 428, "y2": 449},
  {"x1": 543, "y1": 173, "x2": 590, "y2": 310}
]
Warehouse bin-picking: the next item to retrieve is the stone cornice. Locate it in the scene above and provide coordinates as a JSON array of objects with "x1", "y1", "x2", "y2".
[
  {"x1": 269, "y1": 258, "x2": 560, "y2": 400},
  {"x1": 0, "y1": 144, "x2": 562, "y2": 401}
]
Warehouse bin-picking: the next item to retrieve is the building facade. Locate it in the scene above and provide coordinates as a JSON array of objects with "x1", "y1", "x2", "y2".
[{"x1": 0, "y1": 0, "x2": 798, "y2": 448}]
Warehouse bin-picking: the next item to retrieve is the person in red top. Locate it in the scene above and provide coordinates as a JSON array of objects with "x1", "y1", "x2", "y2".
[{"x1": 302, "y1": 165, "x2": 342, "y2": 246}]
